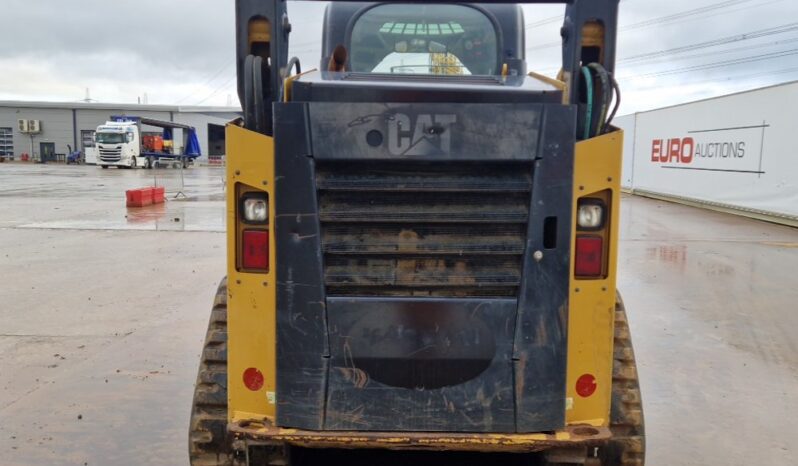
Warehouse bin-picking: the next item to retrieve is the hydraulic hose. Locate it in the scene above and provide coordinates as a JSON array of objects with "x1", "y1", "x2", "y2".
[
  {"x1": 252, "y1": 56, "x2": 267, "y2": 134},
  {"x1": 243, "y1": 55, "x2": 256, "y2": 131},
  {"x1": 279, "y1": 57, "x2": 303, "y2": 102},
  {"x1": 607, "y1": 73, "x2": 622, "y2": 128},
  {"x1": 588, "y1": 63, "x2": 611, "y2": 135},
  {"x1": 286, "y1": 57, "x2": 302, "y2": 77},
  {"x1": 581, "y1": 66, "x2": 594, "y2": 140}
]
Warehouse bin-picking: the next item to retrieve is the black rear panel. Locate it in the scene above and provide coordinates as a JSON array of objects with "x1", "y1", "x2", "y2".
[{"x1": 275, "y1": 98, "x2": 575, "y2": 433}]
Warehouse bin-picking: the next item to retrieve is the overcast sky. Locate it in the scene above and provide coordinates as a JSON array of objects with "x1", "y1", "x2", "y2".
[{"x1": 1, "y1": 0, "x2": 797, "y2": 114}]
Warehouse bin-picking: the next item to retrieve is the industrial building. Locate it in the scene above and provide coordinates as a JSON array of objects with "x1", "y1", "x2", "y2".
[{"x1": 0, "y1": 100, "x2": 241, "y2": 163}]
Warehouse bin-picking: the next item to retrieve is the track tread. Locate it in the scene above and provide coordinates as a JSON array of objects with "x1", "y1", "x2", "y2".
[
  {"x1": 605, "y1": 292, "x2": 646, "y2": 466},
  {"x1": 189, "y1": 278, "x2": 234, "y2": 466}
]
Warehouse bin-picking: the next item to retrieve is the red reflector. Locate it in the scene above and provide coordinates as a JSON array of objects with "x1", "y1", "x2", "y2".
[
  {"x1": 576, "y1": 373, "x2": 597, "y2": 398},
  {"x1": 242, "y1": 230, "x2": 269, "y2": 270},
  {"x1": 575, "y1": 235, "x2": 603, "y2": 277},
  {"x1": 243, "y1": 367, "x2": 264, "y2": 391}
]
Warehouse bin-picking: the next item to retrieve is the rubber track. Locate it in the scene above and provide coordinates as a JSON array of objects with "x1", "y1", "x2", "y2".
[
  {"x1": 189, "y1": 278, "x2": 234, "y2": 466},
  {"x1": 604, "y1": 293, "x2": 646, "y2": 466}
]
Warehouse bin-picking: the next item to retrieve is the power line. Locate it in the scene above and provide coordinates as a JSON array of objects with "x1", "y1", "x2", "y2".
[
  {"x1": 629, "y1": 64, "x2": 798, "y2": 90},
  {"x1": 525, "y1": 15, "x2": 560, "y2": 30},
  {"x1": 621, "y1": 0, "x2": 755, "y2": 31},
  {"x1": 527, "y1": 0, "x2": 782, "y2": 52},
  {"x1": 524, "y1": 0, "x2": 635, "y2": 30},
  {"x1": 536, "y1": 23, "x2": 798, "y2": 74},
  {"x1": 537, "y1": 36, "x2": 798, "y2": 77},
  {"x1": 193, "y1": 75, "x2": 237, "y2": 106},
  {"x1": 622, "y1": 36, "x2": 798, "y2": 67},
  {"x1": 620, "y1": 22, "x2": 798, "y2": 62},
  {"x1": 174, "y1": 58, "x2": 236, "y2": 104},
  {"x1": 622, "y1": 48, "x2": 798, "y2": 79}
]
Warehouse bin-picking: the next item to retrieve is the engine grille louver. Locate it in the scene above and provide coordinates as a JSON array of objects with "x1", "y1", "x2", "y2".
[{"x1": 316, "y1": 162, "x2": 532, "y2": 298}]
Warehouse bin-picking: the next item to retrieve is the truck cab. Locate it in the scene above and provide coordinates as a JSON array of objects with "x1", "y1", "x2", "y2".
[{"x1": 95, "y1": 121, "x2": 144, "y2": 168}]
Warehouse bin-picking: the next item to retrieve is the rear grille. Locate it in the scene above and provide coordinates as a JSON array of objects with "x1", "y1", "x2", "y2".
[{"x1": 317, "y1": 162, "x2": 532, "y2": 298}]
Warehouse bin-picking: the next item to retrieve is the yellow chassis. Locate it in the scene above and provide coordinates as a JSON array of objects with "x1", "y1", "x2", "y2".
[
  {"x1": 228, "y1": 420, "x2": 610, "y2": 453},
  {"x1": 224, "y1": 103, "x2": 624, "y2": 451}
]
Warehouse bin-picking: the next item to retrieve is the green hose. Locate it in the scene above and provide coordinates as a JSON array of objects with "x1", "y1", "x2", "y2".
[
  {"x1": 581, "y1": 66, "x2": 593, "y2": 140},
  {"x1": 588, "y1": 63, "x2": 611, "y2": 135}
]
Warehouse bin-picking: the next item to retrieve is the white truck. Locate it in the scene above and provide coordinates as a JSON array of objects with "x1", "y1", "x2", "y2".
[{"x1": 94, "y1": 116, "x2": 201, "y2": 169}]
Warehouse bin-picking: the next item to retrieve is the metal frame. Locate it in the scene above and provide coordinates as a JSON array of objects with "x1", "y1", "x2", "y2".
[
  {"x1": 222, "y1": 0, "x2": 626, "y2": 460},
  {"x1": 234, "y1": 0, "x2": 620, "y2": 136}
]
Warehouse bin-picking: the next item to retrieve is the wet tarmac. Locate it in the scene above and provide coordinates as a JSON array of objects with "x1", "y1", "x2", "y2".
[
  {"x1": 0, "y1": 164, "x2": 225, "y2": 232},
  {"x1": 618, "y1": 199, "x2": 798, "y2": 465},
  {"x1": 1, "y1": 164, "x2": 796, "y2": 465}
]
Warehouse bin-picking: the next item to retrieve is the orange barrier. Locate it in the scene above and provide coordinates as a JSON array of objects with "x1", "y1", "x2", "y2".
[
  {"x1": 152, "y1": 186, "x2": 165, "y2": 204},
  {"x1": 126, "y1": 186, "x2": 165, "y2": 207},
  {"x1": 126, "y1": 187, "x2": 153, "y2": 207}
]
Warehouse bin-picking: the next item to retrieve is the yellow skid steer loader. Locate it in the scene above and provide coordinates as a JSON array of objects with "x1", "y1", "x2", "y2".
[{"x1": 189, "y1": 1, "x2": 644, "y2": 465}]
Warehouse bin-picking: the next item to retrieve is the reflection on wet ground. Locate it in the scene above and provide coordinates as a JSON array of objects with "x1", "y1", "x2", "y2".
[
  {"x1": 1, "y1": 164, "x2": 797, "y2": 465},
  {"x1": 618, "y1": 195, "x2": 798, "y2": 466},
  {"x1": 0, "y1": 164, "x2": 225, "y2": 232}
]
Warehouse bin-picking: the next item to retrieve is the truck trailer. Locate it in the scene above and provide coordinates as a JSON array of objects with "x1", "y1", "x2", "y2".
[{"x1": 95, "y1": 116, "x2": 201, "y2": 169}]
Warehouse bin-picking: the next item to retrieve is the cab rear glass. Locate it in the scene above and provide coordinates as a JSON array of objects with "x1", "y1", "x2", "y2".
[{"x1": 349, "y1": 4, "x2": 498, "y2": 76}]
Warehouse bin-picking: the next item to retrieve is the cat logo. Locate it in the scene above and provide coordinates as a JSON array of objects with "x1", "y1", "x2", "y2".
[{"x1": 388, "y1": 113, "x2": 457, "y2": 156}]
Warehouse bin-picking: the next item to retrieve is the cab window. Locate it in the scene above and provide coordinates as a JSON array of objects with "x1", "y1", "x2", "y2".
[{"x1": 350, "y1": 4, "x2": 498, "y2": 76}]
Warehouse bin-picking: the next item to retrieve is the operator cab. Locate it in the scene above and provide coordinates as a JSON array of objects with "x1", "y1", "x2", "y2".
[
  {"x1": 345, "y1": 3, "x2": 501, "y2": 75},
  {"x1": 289, "y1": 2, "x2": 563, "y2": 104}
]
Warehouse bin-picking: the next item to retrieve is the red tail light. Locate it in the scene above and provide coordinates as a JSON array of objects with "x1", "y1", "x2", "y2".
[
  {"x1": 242, "y1": 229, "x2": 269, "y2": 270},
  {"x1": 575, "y1": 235, "x2": 603, "y2": 277}
]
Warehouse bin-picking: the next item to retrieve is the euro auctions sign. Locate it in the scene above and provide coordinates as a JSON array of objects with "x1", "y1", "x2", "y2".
[
  {"x1": 623, "y1": 81, "x2": 798, "y2": 220},
  {"x1": 649, "y1": 124, "x2": 767, "y2": 174}
]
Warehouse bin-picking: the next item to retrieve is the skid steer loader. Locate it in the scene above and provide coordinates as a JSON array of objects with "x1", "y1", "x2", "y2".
[{"x1": 189, "y1": 1, "x2": 644, "y2": 465}]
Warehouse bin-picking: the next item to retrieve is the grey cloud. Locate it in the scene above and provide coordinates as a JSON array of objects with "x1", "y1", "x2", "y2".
[
  {"x1": 1, "y1": 0, "x2": 797, "y2": 111},
  {"x1": 1, "y1": 0, "x2": 233, "y2": 75}
]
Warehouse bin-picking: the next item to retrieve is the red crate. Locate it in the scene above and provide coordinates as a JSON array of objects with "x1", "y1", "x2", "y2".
[
  {"x1": 126, "y1": 188, "x2": 153, "y2": 207},
  {"x1": 151, "y1": 186, "x2": 165, "y2": 204}
]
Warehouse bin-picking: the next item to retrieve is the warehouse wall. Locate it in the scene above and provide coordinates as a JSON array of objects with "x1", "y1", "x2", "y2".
[
  {"x1": 0, "y1": 103, "x2": 239, "y2": 162},
  {"x1": 0, "y1": 106, "x2": 73, "y2": 158},
  {"x1": 75, "y1": 109, "x2": 172, "y2": 136},
  {"x1": 620, "y1": 80, "x2": 798, "y2": 224}
]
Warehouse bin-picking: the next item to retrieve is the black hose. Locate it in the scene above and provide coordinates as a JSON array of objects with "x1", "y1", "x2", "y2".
[
  {"x1": 580, "y1": 66, "x2": 594, "y2": 140},
  {"x1": 252, "y1": 56, "x2": 267, "y2": 134},
  {"x1": 588, "y1": 63, "x2": 611, "y2": 135},
  {"x1": 607, "y1": 73, "x2": 622, "y2": 128},
  {"x1": 243, "y1": 55, "x2": 255, "y2": 131},
  {"x1": 279, "y1": 57, "x2": 303, "y2": 102},
  {"x1": 285, "y1": 57, "x2": 302, "y2": 77}
]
